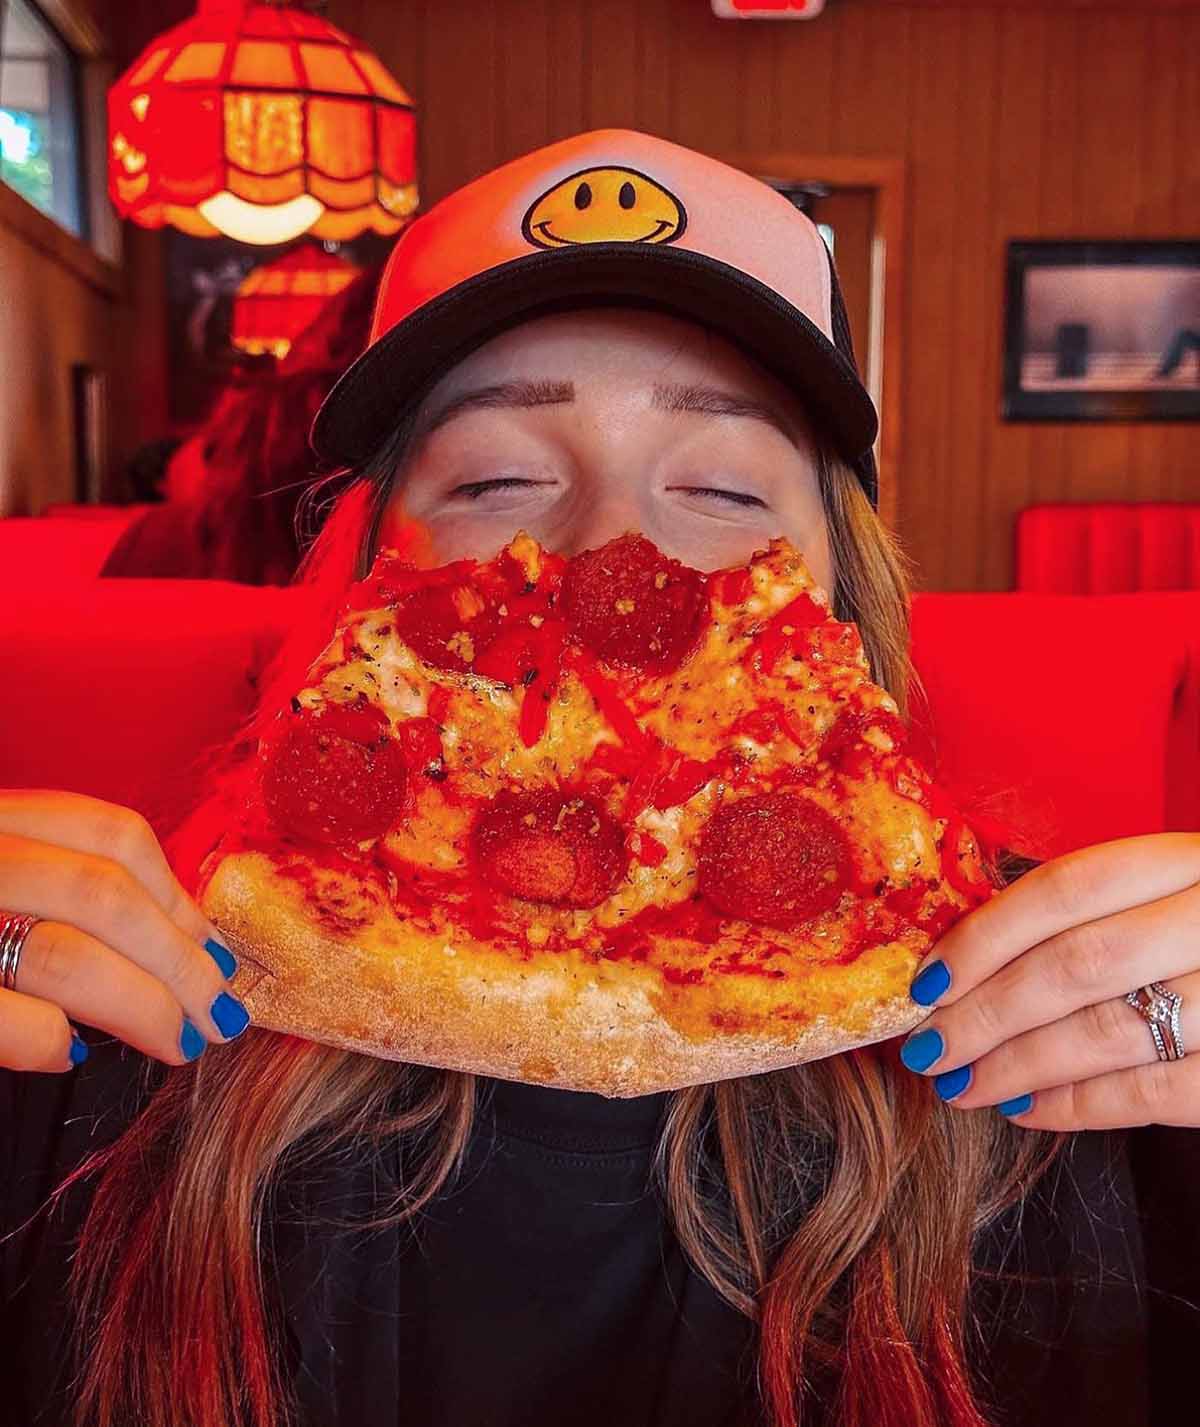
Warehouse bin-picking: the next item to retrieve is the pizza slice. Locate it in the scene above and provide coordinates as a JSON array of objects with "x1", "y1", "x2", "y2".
[{"x1": 201, "y1": 531, "x2": 993, "y2": 1096}]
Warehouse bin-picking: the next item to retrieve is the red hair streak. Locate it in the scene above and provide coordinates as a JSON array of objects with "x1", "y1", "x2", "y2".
[{"x1": 167, "y1": 480, "x2": 382, "y2": 892}]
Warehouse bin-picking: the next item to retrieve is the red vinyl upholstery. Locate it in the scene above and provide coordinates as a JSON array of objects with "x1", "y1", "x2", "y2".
[
  {"x1": 910, "y1": 593, "x2": 1199, "y2": 858},
  {"x1": 0, "y1": 580, "x2": 304, "y2": 826},
  {"x1": 0, "y1": 581, "x2": 1195, "y2": 863},
  {"x1": 0, "y1": 513, "x2": 146, "y2": 581},
  {"x1": 40, "y1": 503, "x2": 156, "y2": 520},
  {"x1": 1017, "y1": 503, "x2": 1200, "y2": 594}
]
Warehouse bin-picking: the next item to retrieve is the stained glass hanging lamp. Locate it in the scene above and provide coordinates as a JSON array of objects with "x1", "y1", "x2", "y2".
[
  {"x1": 108, "y1": 0, "x2": 417, "y2": 245},
  {"x1": 232, "y1": 241, "x2": 360, "y2": 358}
]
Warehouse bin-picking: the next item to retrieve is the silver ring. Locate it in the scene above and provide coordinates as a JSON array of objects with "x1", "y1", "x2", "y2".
[
  {"x1": 0, "y1": 912, "x2": 38, "y2": 992},
  {"x1": 1125, "y1": 981, "x2": 1186, "y2": 1063}
]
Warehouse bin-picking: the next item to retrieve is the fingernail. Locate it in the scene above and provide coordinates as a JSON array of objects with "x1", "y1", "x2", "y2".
[
  {"x1": 210, "y1": 992, "x2": 250, "y2": 1040},
  {"x1": 180, "y1": 1017, "x2": 206, "y2": 1062},
  {"x1": 899, "y1": 1027, "x2": 944, "y2": 1073},
  {"x1": 204, "y1": 936, "x2": 237, "y2": 979},
  {"x1": 998, "y1": 1093, "x2": 1034, "y2": 1118},
  {"x1": 934, "y1": 1064, "x2": 972, "y2": 1101},
  {"x1": 910, "y1": 960, "x2": 951, "y2": 1006},
  {"x1": 69, "y1": 1034, "x2": 89, "y2": 1068}
]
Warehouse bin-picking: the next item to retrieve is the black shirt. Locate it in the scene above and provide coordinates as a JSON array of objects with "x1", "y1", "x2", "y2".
[{"x1": 3, "y1": 1039, "x2": 1198, "y2": 1427}]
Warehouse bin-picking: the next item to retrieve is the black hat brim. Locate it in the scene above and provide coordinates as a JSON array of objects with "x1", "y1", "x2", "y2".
[{"x1": 311, "y1": 242, "x2": 879, "y2": 503}]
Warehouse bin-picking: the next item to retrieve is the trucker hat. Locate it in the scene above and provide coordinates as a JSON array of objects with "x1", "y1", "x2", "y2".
[{"x1": 312, "y1": 128, "x2": 880, "y2": 504}]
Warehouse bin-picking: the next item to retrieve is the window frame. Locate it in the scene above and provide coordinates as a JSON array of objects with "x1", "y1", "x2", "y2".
[
  {"x1": 0, "y1": 0, "x2": 89, "y2": 240},
  {"x1": 0, "y1": 0, "x2": 118, "y2": 288}
]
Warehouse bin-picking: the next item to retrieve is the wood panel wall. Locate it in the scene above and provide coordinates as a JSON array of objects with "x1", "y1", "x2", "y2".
[
  {"x1": 0, "y1": 0, "x2": 124, "y2": 517},
  {"x1": 102, "y1": 0, "x2": 1200, "y2": 588},
  {"x1": 0, "y1": 201, "x2": 104, "y2": 514},
  {"x1": 326, "y1": 0, "x2": 1200, "y2": 590}
]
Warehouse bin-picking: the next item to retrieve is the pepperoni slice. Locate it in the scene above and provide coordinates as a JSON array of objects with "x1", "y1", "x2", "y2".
[
  {"x1": 698, "y1": 793, "x2": 852, "y2": 929},
  {"x1": 262, "y1": 706, "x2": 408, "y2": 845},
  {"x1": 561, "y1": 534, "x2": 706, "y2": 672},
  {"x1": 391, "y1": 582, "x2": 501, "y2": 673},
  {"x1": 471, "y1": 790, "x2": 628, "y2": 909}
]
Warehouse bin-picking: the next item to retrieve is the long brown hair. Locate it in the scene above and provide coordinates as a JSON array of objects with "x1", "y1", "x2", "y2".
[{"x1": 64, "y1": 442, "x2": 1061, "y2": 1427}]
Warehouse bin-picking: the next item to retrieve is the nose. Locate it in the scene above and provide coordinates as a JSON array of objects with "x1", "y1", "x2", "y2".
[
  {"x1": 548, "y1": 404, "x2": 651, "y2": 557},
  {"x1": 555, "y1": 484, "x2": 644, "y2": 558}
]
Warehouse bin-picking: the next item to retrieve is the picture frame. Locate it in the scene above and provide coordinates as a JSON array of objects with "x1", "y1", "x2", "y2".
[
  {"x1": 71, "y1": 363, "x2": 109, "y2": 503},
  {"x1": 1002, "y1": 239, "x2": 1200, "y2": 423}
]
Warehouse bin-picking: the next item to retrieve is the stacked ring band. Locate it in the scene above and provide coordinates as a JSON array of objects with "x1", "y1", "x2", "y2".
[
  {"x1": 0, "y1": 912, "x2": 38, "y2": 992},
  {"x1": 1125, "y1": 981, "x2": 1186, "y2": 1063}
]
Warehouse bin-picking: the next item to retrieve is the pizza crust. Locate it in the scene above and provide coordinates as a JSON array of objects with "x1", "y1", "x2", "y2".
[{"x1": 204, "y1": 851, "x2": 928, "y2": 1098}]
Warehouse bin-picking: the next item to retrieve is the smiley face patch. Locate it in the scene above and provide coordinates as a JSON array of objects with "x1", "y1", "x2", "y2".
[{"x1": 521, "y1": 166, "x2": 687, "y2": 250}]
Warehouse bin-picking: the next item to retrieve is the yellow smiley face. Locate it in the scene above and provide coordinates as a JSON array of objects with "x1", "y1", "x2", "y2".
[{"x1": 521, "y1": 166, "x2": 687, "y2": 249}]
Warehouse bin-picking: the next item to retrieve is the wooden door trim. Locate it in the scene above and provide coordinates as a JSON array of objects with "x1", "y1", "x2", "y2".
[{"x1": 715, "y1": 153, "x2": 908, "y2": 532}]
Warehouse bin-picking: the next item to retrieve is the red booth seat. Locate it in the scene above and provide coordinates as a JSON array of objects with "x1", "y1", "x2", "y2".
[
  {"x1": 910, "y1": 593, "x2": 1199, "y2": 857},
  {"x1": 0, "y1": 513, "x2": 145, "y2": 581},
  {"x1": 0, "y1": 582, "x2": 1196, "y2": 864},
  {"x1": 41, "y1": 503, "x2": 155, "y2": 521},
  {"x1": 1017, "y1": 503, "x2": 1200, "y2": 594}
]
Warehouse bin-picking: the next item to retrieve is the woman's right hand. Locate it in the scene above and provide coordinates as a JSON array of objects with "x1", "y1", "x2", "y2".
[{"x1": 0, "y1": 790, "x2": 249, "y2": 1073}]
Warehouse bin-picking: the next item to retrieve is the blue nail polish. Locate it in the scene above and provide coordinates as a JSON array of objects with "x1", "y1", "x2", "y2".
[
  {"x1": 899, "y1": 1027, "x2": 944, "y2": 1073},
  {"x1": 180, "y1": 1017, "x2": 206, "y2": 1061},
  {"x1": 204, "y1": 936, "x2": 237, "y2": 979},
  {"x1": 934, "y1": 1064, "x2": 972, "y2": 1101},
  {"x1": 69, "y1": 1034, "x2": 89, "y2": 1067},
  {"x1": 210, "y1": 992, "x2": 250, "y2": 1040},
  {"x1": 998, "y1": 1093, "x2": 1034, "y2": 1118},
  {"x1": 910, "y1": 960, "x2": 951, "y2": 1006}
]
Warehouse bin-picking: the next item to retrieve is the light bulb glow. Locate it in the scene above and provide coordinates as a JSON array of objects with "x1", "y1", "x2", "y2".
[
  {"x1": 0, "y1": 110, "x2": 33, "y2": 164},
  {"x1": 197, "y1": 191, "x2": 323, "y2": 245}
]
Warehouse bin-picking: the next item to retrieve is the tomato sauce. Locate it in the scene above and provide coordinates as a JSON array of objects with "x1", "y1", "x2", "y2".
[
  {"x1": 710, "y1": 567, "x2": 753, "y2": 606},
  {"x1": 569, "y1": 654, "x2": 651, "y2": 752},
  {"x1": 743, "y1": 593, "x2": 827, "y2": 673},
  {"x1": 603, "y1": 896, "x2": 727, "y2": 964},
  {"x1": 375, "y1": 842, "x2": 511, "y2": 944},
  {"x1": 628, "y1": 830, "x2": 668, "y2": 866}
]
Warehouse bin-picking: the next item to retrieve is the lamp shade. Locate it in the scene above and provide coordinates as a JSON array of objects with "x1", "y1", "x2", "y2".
[
  {"x1": 108, "y1": 0, "x2": 417, "y2": 245},
  {"x1": 232, "y1": 241, "x2": 360, "y2": 358}
]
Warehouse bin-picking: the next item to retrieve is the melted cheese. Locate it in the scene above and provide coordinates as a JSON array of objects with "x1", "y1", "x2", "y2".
[{"x1": 283, "y1": 533, "x2": 981, "y2": 994}]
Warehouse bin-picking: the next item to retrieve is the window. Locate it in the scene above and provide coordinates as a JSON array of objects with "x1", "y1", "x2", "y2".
[{"x1": 0, "y1": 0, "x2": 84, "y2": 236}]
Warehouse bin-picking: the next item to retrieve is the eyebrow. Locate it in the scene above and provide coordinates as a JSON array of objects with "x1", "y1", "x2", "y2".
[
  {"x1": 416, "y1": 379, "x2": 573, "y2": 442},
  {"x1": 651, "y1": 382, "x2": 798, "y2": 446},
  {"x1": 416, "y1": 378, "x2": 799, "y2": 447}
]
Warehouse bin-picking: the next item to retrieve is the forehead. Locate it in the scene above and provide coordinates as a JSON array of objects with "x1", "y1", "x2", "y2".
[{"x1": 419, "y1": 307, "x2": 810, "y2": 420}]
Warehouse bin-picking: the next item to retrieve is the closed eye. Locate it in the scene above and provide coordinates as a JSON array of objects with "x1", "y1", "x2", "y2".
[
  {"x1": 671, "y1": 486, "x2": 768, "y2": 509},
  {"x1": 451, "y1": 477, "x2": 550, "y2": 500}
]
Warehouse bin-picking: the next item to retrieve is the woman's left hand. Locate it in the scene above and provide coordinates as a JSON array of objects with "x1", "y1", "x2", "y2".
[{"x1": 897, "y1": 833, "x2": 1200, "y2": 1128}]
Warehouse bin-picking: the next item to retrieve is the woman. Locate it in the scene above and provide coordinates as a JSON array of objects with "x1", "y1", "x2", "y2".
[
  {"x1": 100, "y1": 266, "x2": 379, "y2": 585},
  {"x1": 3, "y1": 131, "x2": 1199, "y2": 1427}
]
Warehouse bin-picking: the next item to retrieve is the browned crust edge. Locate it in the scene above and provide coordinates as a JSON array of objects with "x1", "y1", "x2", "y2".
[{"x1": 202, "y1": 853, "x2": 927, "y2": 1098}]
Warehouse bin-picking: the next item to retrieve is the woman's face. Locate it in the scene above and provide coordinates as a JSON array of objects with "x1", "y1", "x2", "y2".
[{"x1": 386, "y1": 307, "x2": 833, "y2": 590}]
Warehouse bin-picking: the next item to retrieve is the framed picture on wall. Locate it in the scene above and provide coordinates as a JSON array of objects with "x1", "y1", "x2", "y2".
[
  {"x1": 71, "y1": 364, "x2": 109, "y2": 503},
  {"x1": 1002, "y1": 240, "x2": 1200, "y2": 422}
]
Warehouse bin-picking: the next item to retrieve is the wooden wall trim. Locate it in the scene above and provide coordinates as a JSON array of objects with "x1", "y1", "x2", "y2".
[
  {"x1": 0, "y1": 180, "x2": 120, "y2": 297},
  {"x1": 717, "y1": 152, "x2": 908, "y2": 532},
  {"x1": 36, "y1": 0, "x2": 107, "y2": 57}
]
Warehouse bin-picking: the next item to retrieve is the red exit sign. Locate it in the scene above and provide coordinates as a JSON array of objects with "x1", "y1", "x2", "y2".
[
  {"x1": 712, "y1": 0, "x2": 826, "y2": 17},
  {"x1": 710, "y1": 0, "x2": 821, "y2": 15}
]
